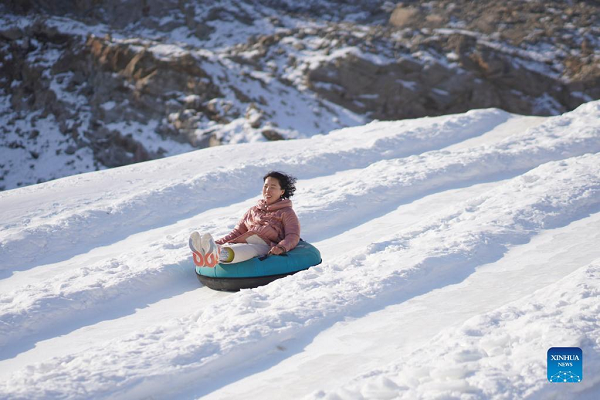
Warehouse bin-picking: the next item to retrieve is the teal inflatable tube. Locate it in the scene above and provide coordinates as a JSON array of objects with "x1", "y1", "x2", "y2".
[{"x1": 195, "y1": 240, "x2": 321, "y2": 291}]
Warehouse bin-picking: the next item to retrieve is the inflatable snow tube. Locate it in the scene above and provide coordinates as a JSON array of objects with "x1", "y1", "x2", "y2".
[{"x1": 195, "y1": 240, "x2": 321, "y2": 291}]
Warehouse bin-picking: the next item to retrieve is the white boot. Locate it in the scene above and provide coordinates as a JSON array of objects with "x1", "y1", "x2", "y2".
[
  {"x1": 201, "y1": 233, "x2": 220, "y2": 267},
  {"x1": 189, "y1": 231, "x2": 205, "y2": 267}
]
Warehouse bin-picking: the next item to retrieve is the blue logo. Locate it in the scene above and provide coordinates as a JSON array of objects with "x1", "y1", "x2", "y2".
[{"x1": 547, "y1": 347, "x2": 582, "y2": 383}]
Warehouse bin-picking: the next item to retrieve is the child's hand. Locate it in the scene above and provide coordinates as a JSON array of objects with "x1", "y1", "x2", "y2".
[{"x1": 269, "y1": 245, "x2": 285, "y2": 255}]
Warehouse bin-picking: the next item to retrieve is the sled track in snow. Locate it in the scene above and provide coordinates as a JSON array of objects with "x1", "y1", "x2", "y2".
[
  {"x1": 1, "y1": 109, "x2": 510, "y2": 274},
  {"x1": 1, "y1": 103, "x2": 600, "y2": 399},
  {"x1": 0, "y1": 106, "x2": 598, "y2": 353}
]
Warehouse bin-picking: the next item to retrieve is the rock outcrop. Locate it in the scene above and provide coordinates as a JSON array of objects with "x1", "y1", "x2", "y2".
[{"x1": 1, "y1": 0, "x2": 598, "y2": 190}]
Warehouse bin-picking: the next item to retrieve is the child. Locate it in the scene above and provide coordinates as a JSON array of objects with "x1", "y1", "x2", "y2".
[{"x1": 190, "y1": 171, "x2": 300, "y2": 267}]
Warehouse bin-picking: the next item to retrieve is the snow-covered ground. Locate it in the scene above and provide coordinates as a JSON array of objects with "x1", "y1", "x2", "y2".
[{"x1": 1, "y1": 101, "x2": 599, "y2": 399}]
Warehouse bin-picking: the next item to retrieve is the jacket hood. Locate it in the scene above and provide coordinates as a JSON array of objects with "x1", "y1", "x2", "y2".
[{"x1": 258, "y1": 198, "x2": 293, "y2": 211}]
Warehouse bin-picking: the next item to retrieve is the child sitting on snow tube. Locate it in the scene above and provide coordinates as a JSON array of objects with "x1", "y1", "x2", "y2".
[{"x1": 189, "y1": 171, "x2": 300, "y2": 267}]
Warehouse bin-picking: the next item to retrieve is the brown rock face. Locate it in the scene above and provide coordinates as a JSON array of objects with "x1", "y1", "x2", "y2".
[
  {"x1": 304, "y1": 0, "x2": 599, "y2": 120},
  {"x1": 1, "y1": 26, "x2": 225, "y2": 173},
  {"x1": 389, "y1": 6, "x2": 422, "y2": 28},
  {"x1": 0, "y1": 0, "x2": 598, "y2": 190},
  {"x1": 307, "y1": 41, "x2": 580, "y2": 121},
  {"x1": 83, "y1": 36, "x2": 221, "y2": 116}
]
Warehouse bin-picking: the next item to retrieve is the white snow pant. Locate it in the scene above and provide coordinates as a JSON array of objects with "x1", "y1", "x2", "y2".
[{"x1": 221, "y1": 235, "x2": 270, "y2": 264}]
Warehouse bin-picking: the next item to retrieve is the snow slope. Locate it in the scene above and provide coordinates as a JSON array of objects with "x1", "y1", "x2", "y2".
[{"x1": 1, "y1": 102, "x2": 599, "y2": 399}]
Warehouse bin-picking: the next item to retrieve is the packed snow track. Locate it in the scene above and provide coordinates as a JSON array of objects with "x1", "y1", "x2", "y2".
[{"x1": 1, "y1": 103, "x2": 599, "y2": 399}]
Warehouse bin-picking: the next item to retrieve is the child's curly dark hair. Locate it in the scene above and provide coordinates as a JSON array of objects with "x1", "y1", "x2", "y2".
[{"x1": 263, "y1": 171, "x2": 297, "y2": 199}]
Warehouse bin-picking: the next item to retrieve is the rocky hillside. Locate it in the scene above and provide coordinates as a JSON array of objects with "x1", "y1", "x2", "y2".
[{"x1": 1, "y1": 0, "x2": 599, "y2": 190}]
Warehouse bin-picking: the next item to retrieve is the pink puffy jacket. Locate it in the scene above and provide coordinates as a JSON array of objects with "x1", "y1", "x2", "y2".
[{"x1": 216, "y1": 199, "x2": 301, "y2": 252}]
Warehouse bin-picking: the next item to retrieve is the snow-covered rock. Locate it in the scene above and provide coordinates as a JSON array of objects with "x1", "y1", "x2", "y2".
[{"x1": 1, "y1": 0, "x2": 599, "y2": 192}]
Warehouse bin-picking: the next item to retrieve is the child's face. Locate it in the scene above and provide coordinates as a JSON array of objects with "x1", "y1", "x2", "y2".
[{"x1": 263, "y1": 177, "x2": 285, "y2": 205}]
